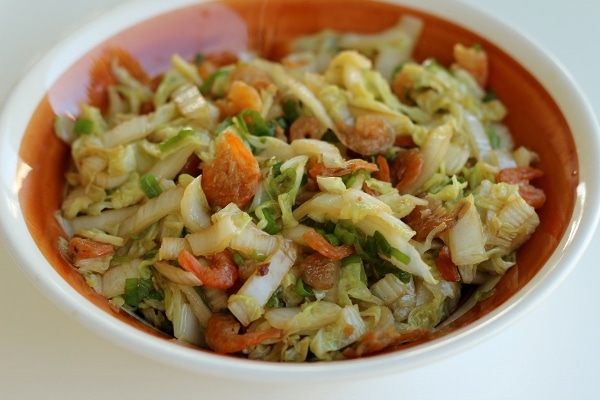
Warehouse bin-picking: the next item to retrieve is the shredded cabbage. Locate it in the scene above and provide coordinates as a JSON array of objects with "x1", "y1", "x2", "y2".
[{"x1": 54, "y1": 15, "x2": 545, "y2": 361}]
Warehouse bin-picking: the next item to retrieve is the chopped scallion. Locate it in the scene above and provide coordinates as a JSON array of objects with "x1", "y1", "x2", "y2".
[
  {"x1": 267, "y1": 286, "x2": 284, "y2": 307},
  {"x1": 238, "y1": 110, "x2": 275, "y2": 137},
  {"x1": 233, "y1": 252, "x2": 244, "y2": 266},
  {"x1": 482, "y1": 90, "x2": 497, "y2": 102},
  {"x1": 390, "y1": 247, "x2": 411, "y2": 265},
  {"x1": 272, "y1": 161, "x2": 284, "y2": 178},
  {"x1": 323, "y1": 220, "x2": 337, "y2": 233},
  {"x1": 315, "y1": 227, "x2": 327, "y2": 236},
  {"x1": 261, "y1": 207, "x2": 281, "y2": 234},
  {"x1": 341, "y1": 254, "x2": 363, "y2": 268},
  {"x1": 282, "y1": 98, "x2": 300, "y2": 123},
  {"x1": 486, "y1": 126, "x2": 501, "y2": 149},
  {"x1": 372, "y1": 260, "x2": 412, "y2": 284},
  {"x1": 363, "y1": 235, "x2": 379, "y2": 257},
  {"x1": 269, "y1": 167, "x2": 297, "y2": 195},
  {"x1": 251, "y1": 250, "x2": 268, "y2": 262},
  {"x1": 74, "y1": 118, "x2": 94, "y2": 136},
  {"x1": 214, "y1": 117, "x2": 233, "y2": 136},
  {"x1": 144, "y1": 249, "x2": 159, "y2": 260},
  {"x1": 324, "y1": 233, "x2": 340, "y2": 246},
  {"x1": 124, "y1": 277, "x2": 162, "y2": 307},
  {"x1": 373, "y1": 231, "x2": 392, "y2": 258},
  {"x1": 140, "y1": 174, "x2": 162, "y2": 199},
  {"x1": 295, "y1": 278, "x2": 314, "y2": 297},
  {"x1": 123, "y1": 279, "x2": 140, "y2": 306},
  {"x1": 320, "y1": 129, "x2": 339, "y2": 143},
  {"x1": 373, "y1": 231, "x2": 410, "y2": 265},
  {"x1": 158, "y1": 128, "x2": 194, "y2": 152},
  {"x1": 200, "y1": 69, "x2": 229, "y2": 94},
  {"x1": 334, "y1": 224, "x2": 358, "y2": 246}
]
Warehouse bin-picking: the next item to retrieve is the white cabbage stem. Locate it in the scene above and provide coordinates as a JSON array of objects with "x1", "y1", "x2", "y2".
[
  {"x1": 118, "y1": 186, "x2": 184, "y2": 237},
  {"x1": 179, "y1": 285, "x2": 213, "y2": 328},
  {"x1": 447, "y1": 195, "x2": 488, "y2": 266},
  {"x1": 228, "y1": 240, "x2": 298, "y2": 326},
  {"x1": 277, "y1": 67, "x2": 335, "y2": 130},
  {"x1": 154, "y1": 261, "x2": 202, "y2": 286},
  {"x1": 464, "y1": 110, "x2": 492, "y2": 162},
  {"x1": 102, "y1": 115, "x2": 151, "y2": 148},
  {"x1": 230, "y1": 223, "x2": 281, "y2": 258},
  {"x1": 101, "y1": 259, "x2": 141, "y2": 298},
  {"x1": 264, "y1": 302, "x2": 342, "y2": 335},
  {"x1": 290, "y1": 138, "x2": 344, "y2": 167},
  {"x1": 158, "y1": 237, "x2": 189, "y2": 260},
  {"x1": 186, "y1": 215, "x2": 240, "y2": 256},
  {"x1": 404, "y1": 122, "x2": 453, "y2": 193},
  {"x1": 70, "y1": 206, "x2": 139, "y2": 235},
  {"x1": 146, "y1": 145, "x2": 196, "y2": 181},
  {"x1": 180, "y1": 175, "x2": 211, "y2": 233}
]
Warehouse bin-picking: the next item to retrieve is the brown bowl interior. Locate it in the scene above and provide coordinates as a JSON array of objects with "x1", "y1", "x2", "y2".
[{"x1": 18, "y1": 0, "x2": 578, "y2": 351}]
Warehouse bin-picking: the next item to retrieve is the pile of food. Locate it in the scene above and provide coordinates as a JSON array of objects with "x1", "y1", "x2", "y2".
[{"x1": 54, "y1": 15, "x2": 545, "y2": 361}]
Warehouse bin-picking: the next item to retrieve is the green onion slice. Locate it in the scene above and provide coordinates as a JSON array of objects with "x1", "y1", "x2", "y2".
[
  {"x1": 140, "y1": 174, "x2": 162, "y2": 199},
  {"x1": 373, "y1": 231, "x2": 392, "y2": 258},
  {"x1": 320, "y1": 129, "x2": 340, "y2": 143},
  {"x1": 158, "y1": 128, "x2": 194, "y2": 152},
  {"x1": 334, "y1": 224, "x2": 358, "y2": 246},
  {"x1": 482, "y1": 90, "x2": 498, "y2": 102},
  {"x1": 295, "y1": 278, "x2": 314, "y2": 297},
  {"x1": 143, "y1": 249, "x2": 159, "y2": 260},
  {"x1": 324, "y1": 233, "x2": 340, "y2": 246},
  {"x1": 233, "y1": 252, "x2": 244, "y2": 266},
  {"x1": 260, "y1": 207, "x2": 281, "y2": 235},
  {"x1": 267, "y1": 286, "x2": 284, "y2": 308},
  {"x1": 281, "y1": 98, "x2": 300, "y2": 123},
  {"x1": 251, "y1": 250, "x2": 268, "y2": 262},
  {"x1": 74, "y1": 118, "x2": 94, "y2": 136},
  {"x1": 341, "y1": 253, "x2": 363, "y2": 268},
  {"x1": 238, "y1": 109, "x2": 275, "y2": 137},
  {"x1": 200, "y1": 69, "x2": 229, "y2": 94},
  {"x1": 214, "y1": 117, "x2": 234, "y2": 136},
  {"x1": 124, "y1": 278, "x2": 162, "y2": 307},
  {"x1": 390, "y1": 247, "x2": 411, "y2": 265},
  {"x1": 486, "y1": 126, "x2": 501, "y2": 149}
]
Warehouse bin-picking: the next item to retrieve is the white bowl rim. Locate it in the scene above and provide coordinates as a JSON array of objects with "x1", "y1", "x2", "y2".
[{"x1": 0, "y1": 0, "x2": 598, "y2": 382}]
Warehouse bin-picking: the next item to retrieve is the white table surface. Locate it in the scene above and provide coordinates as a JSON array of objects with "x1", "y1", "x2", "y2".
[{"x1": 1, "y1": 0, "x2": 598, "y2": 399}]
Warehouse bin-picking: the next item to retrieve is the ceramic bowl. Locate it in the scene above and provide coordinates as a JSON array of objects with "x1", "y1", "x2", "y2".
[{"x1": 1, "y1": 0, "x2": 598, "y2": 382}]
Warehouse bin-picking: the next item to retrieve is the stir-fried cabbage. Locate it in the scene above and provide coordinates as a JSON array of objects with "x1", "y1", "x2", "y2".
[{"x1": 54, "y1": 15, "x2": 545, "y2": 362}]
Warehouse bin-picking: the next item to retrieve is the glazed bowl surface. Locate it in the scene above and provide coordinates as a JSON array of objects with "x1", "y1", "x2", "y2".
[{"x1": 0, "y1": 0, "x2": 598, "y2": 381}]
